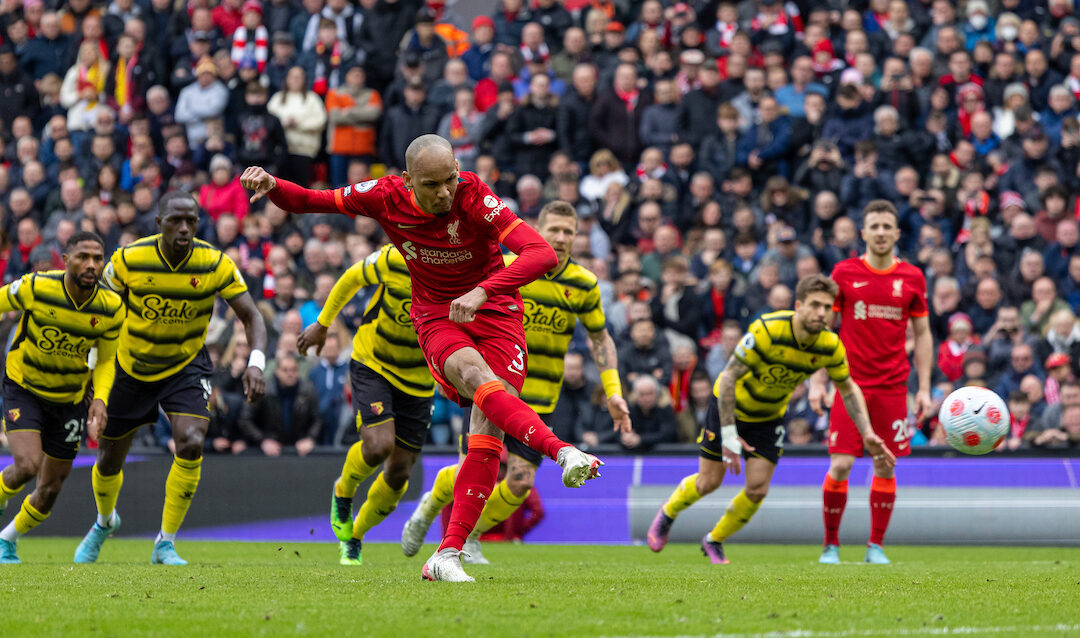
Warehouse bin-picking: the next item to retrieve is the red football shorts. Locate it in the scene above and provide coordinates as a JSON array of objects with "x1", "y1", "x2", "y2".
[
  {"x1": 415, "y1": 309, "x2": 528, "y2": 407},
  {"x1": 828, "y1": 386, "x2": 912, "y2": 458}
]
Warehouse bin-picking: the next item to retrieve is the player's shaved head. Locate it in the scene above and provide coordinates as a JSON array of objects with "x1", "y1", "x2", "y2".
[
  {"x1": 158, "y1": 190, "x2": 198, "y2": 219},
  {"x1": 403, "y1": 135, "x2": 459, "y2": 216},
  {"x1": 404, "y1": 134, "x2": 454, "y2": 173}
]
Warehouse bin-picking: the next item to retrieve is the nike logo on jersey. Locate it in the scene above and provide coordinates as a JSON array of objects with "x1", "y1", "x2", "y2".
[
  {"x1": 397, "y1": 223, "x2": 420, "y2": 229},
  {"x1": 853, "y1": 281, "x2": 870, "y2": 288}
]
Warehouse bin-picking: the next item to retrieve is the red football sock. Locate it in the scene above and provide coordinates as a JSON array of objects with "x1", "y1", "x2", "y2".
[
  {"x1": 473, "y1": 381, "x2": 571, "y2": 461},
  {"x1": 868, "y1": 476, "x2": 896, "y2": 546},
  {"x1": 438, "y1": 434, "x2": 502, "y2": 552},
  {"x1": 822, "y1": 474, "x2": 848, "y2": 546}
]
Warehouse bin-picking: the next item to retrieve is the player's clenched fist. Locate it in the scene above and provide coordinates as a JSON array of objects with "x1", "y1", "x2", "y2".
[
  {"x1": 449, "y1": 286, "x2": 488, "y2": 323},
  {"x1": 241, "y1": 166, "x2": 277, "y2": 203}
]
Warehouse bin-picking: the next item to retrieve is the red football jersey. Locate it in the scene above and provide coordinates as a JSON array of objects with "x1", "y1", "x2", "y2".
[
  {"x1": 830, "y1": 256, "x2": 928, "y2": 389},
  {"x1": 329, "y1": 172, "x2": 525, "y2": 323}
]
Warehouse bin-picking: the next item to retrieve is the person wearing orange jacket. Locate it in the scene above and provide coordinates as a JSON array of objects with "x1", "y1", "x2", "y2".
[{"x1": 324, "y1": 63, "x2": 382, "y2": 188}]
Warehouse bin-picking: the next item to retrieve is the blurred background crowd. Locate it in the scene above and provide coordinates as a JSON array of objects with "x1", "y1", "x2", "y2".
[{"x1": 1, "y1": 0, "x2": 1080, "y2": 455}]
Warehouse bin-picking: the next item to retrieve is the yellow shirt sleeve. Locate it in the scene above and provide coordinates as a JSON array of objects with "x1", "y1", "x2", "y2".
[
  {"x1": 317, "y1": 248, "x2": 383, "y2": 327},
  {"x1": 578, "y1": 283, "x2": 606, "y2": 333},
  {"x1": 733, "y1": 319, "x2": 770, "y2": 368},
  {"x1": 91, "y1": 305, "x2": 124, "y2": 405},
  {"x1": 0, "y1": 274, "x2": 33, "y2": 314},
  {"x1": 216, "y1": 254, "x2": 249, "y2": 300},
  {"x1": 102, "y1": 250, "x2": 127, "y2": 294},
  {"x1": 825, "y1": 338, "x2": 851, "y2": 383}
]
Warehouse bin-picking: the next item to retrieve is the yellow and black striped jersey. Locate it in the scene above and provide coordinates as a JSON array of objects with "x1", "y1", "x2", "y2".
[
  {"x1": 515, "y1": 256, "x2": 606, "y2": 414},
  {"x1": 0, "y1": 271, "x2": 123, "y2": 404},
  {"x1": 716, "y1": 310, "x2": 850, "y2": 423},
  {"x1": 103, "y1": 235, "x2": 248, "y2": 382},
  {"x1": 318, "y1": 244, "x2": 434, "y2": 397}
]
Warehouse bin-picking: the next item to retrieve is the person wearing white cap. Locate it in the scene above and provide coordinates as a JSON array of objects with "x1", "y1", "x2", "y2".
[{"x1": 963, "y1": 0, "x2": 995, "y2": 50}]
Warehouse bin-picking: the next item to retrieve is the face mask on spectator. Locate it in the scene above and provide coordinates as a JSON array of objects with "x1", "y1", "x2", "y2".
[
  {"x1": 1001, "y1": 25, "x2": 1018, "y2": 40},
  {"x1": 969, "y1": 15, "x2": 987, "y2": 30}
]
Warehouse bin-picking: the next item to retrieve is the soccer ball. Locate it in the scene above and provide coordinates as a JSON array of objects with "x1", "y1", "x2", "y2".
[{"x1": 937, "y1": 386, "x2": 1010, "y2": 455}]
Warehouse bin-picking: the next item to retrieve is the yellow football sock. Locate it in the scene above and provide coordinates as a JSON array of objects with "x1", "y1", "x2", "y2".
[
  {"x1": 662, "y1": 473, "x2": 702, "y2": 518},
  {"x1": 475, "y1": 479, "x2": 528, "y2": 535},
  {"x1": 709, "y1": 489, "x2": 762, "y2": 543},
  {"x1": 0, "y1": 470, "x2": 23, "y2": 507},
  {"x1": 420, "y1": 464, "x2": 458, "y2": 520},
  {"x1": 91, "y1": 464, "x2": 123, "y2": 518},
  {"x1": 161, "y1": 456, "x2": 201, "y2": 535},
  {"x1": 351, "y1": 472, "x2": 407, "y2": 541},
  {"x1": 13, "y1": 497, "x2": 48, "y2": 535},
  {"x1": 335, "y1": 441, "x2": 378, "y2": 498}
]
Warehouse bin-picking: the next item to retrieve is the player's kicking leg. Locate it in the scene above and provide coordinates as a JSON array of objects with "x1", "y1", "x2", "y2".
[
  {"x1": 699, "y1": 456, "x2": 775, "y2": 564},
  {"x1": 74, "y1": 429, "x2": 135, "y2": 564},
  {"x1": 648, "y1": 455, "x2": 725, "y2": 552}
]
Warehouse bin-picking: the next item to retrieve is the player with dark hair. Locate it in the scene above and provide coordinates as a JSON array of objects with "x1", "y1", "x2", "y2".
[
  {"x1": 73, "y1": 191, "x2": 268, "y2": 566},
  {"x1": 646, "y1": 274, "x2": 894, "y2": 564},
  {"x1": 809, "y1": 199, "x2": 933, "y2": 565},
  {"x1": 241, "y1": 135, "x2": 601, "y2": 582},
  {"x1": 400, "y1": 200, "x2": 632, "y2": 565},
  {"x1": 0, "y1": 232, "x2": 123, "y2": 563}
]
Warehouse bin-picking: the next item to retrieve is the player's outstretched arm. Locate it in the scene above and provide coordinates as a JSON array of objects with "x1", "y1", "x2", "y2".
[
  {"x1": 240, "y1": 166, "x2": 343, "y2": 214},
  {"x1": 835, "y1": 376, "x2": 896, "y2": 468},
  {"x1": 588, "y1": 328, "x2": 631, "y2": 433},
  {"x1": 226, "y1": 292, "x2": 269, "y2": 402},
  {"x1": 911, "y1": 315, "x2": 934, "y2": 420}
]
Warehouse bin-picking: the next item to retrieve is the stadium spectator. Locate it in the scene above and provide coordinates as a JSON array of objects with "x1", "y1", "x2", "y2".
[
  {"x1": 240, "y1": 353, "x2": 322, "y2": 456},
  {"x1": 620, "y1": 375, "x2": 677, "y2": 451},
  {"x1": 268, "y1": 65, "x2": 327, "y2": 184}
]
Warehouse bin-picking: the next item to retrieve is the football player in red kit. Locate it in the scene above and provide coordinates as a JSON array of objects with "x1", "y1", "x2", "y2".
[
  {"x1": 810, "y1": 199, "x2": 933, "y2": 565},
  {"x1": 241, "y1": 135, "x2": 601, "y2": 582}
]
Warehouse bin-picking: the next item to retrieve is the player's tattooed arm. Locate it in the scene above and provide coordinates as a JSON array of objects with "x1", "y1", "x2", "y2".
[
  {"x1": 588, "y1": 328, "x2": 632, "y2": 432},
  {"x1": 834, "y1": 377, "x2": 872, "y2": 437},
  {"x1": 835, "y1": 376, "x2": 897, "y2": 467},
  {"x1": 717, "y1": 356, "x2": 750, "y2": 429}
]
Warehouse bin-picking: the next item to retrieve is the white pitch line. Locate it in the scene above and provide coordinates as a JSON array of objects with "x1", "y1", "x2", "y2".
[
  {"x1": 604, "y1": 622, "x2": 1080, "y2": 638},
  {"x1": 632, "y1": 456, "x2": 644, "y2": 487},
  {"x1": 1064, "y1": 458, "x2": 1077, "y2": 489}
]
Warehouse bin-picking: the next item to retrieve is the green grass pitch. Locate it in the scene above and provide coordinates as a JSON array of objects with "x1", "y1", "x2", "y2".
[{"x1": 0, "y1": 539, "x2": 1078, "y2": 637}]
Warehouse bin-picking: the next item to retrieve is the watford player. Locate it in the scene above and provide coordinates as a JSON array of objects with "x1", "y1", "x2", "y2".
[
  {"x1": 810, "y1": 200, "x2": 933, "y2": 565},
  {"x1": 297, "y1": 243, "x2": 435, "y2": 566},
  {"x1": 242, "y1": 135, "x2": 600, "y2": 583},
  {"x1": 400, "y1": 201, "x2": 632, "y2": 564},
  {"x1": 646, "y1": 275, "x2": 894, "y2": 564},
  {"x1": 73, "y1": 192, "x2": 267, "y2": 566},
  {"x1": 0, "y1": 232, "x2": 123, "y2": 564}
]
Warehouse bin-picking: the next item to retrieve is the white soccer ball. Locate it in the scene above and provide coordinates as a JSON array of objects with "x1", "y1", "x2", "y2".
[{"x1": 938, "y1": 386, "x2": 1010, "y2": 455}]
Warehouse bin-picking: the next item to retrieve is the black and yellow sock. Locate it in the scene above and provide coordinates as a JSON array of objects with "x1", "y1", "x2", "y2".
[
  {"x1": 420, "y1": 464, "x2": 458, "y2": 520},
  {"x1": 475, "y1": 479, "x2": 529, "y2": 535},
  {"x1": 351, "y1": 472, "x2": 407, "y2": 541},
  {"x1": 335, "y1": 441, "x2": 378, "y2": 499},
  {"x1": 0, "y1": 470, "x2": 23, "y2": 508},
  {"x1": 161, "y1": 456, "x2": 201, "y2": 536},
  {"x1": 13, "y1": 497, "x2": 48, "y2": 535},
  {"x1": 709, "y1": 489, "x2": 762, "y2": 542},
  {"x1": 662, "y1": 473, "x2": 702, "y2": 519},
  {"x1": 92, "y1": 464, "x2": 123, "y2": 523}
]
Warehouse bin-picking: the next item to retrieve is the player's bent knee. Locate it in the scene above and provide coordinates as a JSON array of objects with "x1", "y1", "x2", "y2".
[
  {"x1": 34, "y1": 479, "x2": 63, "y2": 506},
  {"x1": 745, "y1": 486, "x2": 769, "y2": 503},
  {"x1": 383, "y1": 461, "x2": 412, "y2": 490},
  {"x1": 12, "y1": 457, "x2": 41, "y2": 482},
  {"x1": 829, "y1": 457, "x2": 855, "y2": 480},
  {"x1": 696, "y1": 472, "x2": 723, "y2": 495}
]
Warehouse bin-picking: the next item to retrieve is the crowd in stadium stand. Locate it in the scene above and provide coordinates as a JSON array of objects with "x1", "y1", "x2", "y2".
[{"x1": 1, "y1": 0, "x2": 1080, "y2": 455}]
